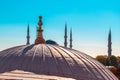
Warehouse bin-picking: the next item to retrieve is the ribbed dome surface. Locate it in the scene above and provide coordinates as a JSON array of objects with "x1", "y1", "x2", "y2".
[{"x1": 0, "y1": 44, "x2": 118, "y2": 80}]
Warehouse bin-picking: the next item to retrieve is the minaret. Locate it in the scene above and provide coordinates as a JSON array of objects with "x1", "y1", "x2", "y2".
[
  {"x1": 64, "y1": 23, "x2": 67, "y2": 47},
  {"x1": 70, "y1": 28, "x2": 72, "y2": 48},
  {"x1": 26, "y1": 24, "x2": 30, "y2": 45},
  {"x1": 35, "y1": 16, "x2": 45, "y2": 44},
  {"x1": 108, "y1": 28, "x2": 112, "y2": 57}
]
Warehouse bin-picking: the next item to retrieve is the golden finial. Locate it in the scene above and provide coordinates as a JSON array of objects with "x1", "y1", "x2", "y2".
[{"x1": 35, "y1": 16, "x2": 45, "y2": 44}]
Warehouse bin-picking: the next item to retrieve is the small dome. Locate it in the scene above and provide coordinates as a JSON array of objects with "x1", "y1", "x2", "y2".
[
  {"x1": 0, "y1": 44, "x2": 118, "y2": 80},
  {"x1": 46, "y1": 40, "x2": 58, "y2": 45}
]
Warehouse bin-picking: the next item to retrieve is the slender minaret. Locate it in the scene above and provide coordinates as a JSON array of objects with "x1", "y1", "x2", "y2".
[
  {"x1": 64, "y1": 23, "x2": 67, "y2": 47},
  {"x1": 70, "y1": 28, "x2": 72, "y2": 48},
  {"x1": 108, "y1": 28, "x2": 112, "y2": 57},
  {"x1": 35, "y1": 16, "x2": 45, "y2": 44},
  {"x1": 26, "y1": 24, "x2": 30, "y2": 45}
]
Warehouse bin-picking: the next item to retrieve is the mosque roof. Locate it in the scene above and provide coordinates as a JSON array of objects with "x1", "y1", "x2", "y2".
[{"x1": 0, "y1": 44, "x2": 118, "y2": 80}]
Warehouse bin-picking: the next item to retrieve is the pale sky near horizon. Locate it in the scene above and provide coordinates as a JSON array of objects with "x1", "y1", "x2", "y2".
[{"x1": 0, "y1": 0, "x2": 120, "y2": 57}]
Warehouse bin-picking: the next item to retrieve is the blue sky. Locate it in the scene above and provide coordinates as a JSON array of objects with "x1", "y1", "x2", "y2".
[{"x1": 0, "y1": 0, "x2": 120, "y2": 57}]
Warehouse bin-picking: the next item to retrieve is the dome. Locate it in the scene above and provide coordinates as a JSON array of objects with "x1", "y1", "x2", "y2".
[
  {"x1": 0, "y1": 44, "x2": 118, "y2": 80},
  {"x1": 46, "y1": 40, "x2": 58, "y2": 45}
]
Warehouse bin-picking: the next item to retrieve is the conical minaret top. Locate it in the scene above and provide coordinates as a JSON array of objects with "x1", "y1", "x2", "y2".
[
  {"x1": 26, "y1": 24, "x2": 30, "y2": 45},
  {"x1": 70, "y1": 28, "x2": 72, "y2": 48},
  {"x1": 108, "y1": 28, "x2": 112, "y2": 57},
  {"x1": 64, "y1": 23, "x2": 67, "y2": 47},
  {"x1": 35, "y1": 16, "x2": 45, "y2": 44}
]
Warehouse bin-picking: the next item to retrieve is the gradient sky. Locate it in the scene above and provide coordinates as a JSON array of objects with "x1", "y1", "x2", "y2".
[{"x1": 0, "y1": 0, "x2": 120, "y2": 57}]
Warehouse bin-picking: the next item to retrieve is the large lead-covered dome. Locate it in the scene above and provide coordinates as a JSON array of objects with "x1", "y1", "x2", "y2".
[{"x1": 0, "y1": 44, "x2": 118, "y2": 80}]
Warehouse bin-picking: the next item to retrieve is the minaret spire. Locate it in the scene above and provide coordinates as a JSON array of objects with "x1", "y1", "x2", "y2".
[
  {"x1": 70, "y1": 28, "x2": 72, "y2": 48},
  {"x1": 35, "y1": 16, "x2": 45, "y2": 44},
  {"x1": 64, "y1": 23, "x2": 67, "y2": 47},
  {"x1": 26, "y1": 24, "x2": 30, "y2": 45},
  {"x1": 108, "y1": 28, "x2": 112, "y2": 57}
]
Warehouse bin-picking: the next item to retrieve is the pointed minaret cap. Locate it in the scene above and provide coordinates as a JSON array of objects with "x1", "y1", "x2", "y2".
[
  {"x1": 35, "y1": 16, "x2": 45, "y2": 44},
  {"x1": 108, "y1": 27, "x2": 111, "y2": 41}
]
